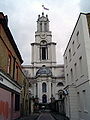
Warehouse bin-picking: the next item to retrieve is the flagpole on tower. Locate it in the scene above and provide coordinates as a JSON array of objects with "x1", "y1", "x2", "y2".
[
  {"x1": 42, "y1": 5, "x2": 49, "y2": 14},
  {"x1": 42, "y1": 5, "x2": 44, "y2": 13}
]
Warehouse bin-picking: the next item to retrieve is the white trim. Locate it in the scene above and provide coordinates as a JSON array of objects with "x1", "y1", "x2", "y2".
[{"x1": 0, "y1": 71, "x2": 21, "y2": 93}]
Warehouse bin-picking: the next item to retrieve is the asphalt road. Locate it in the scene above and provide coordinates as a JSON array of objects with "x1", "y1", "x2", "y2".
[
  {"x1": 17, "y1": 112, "x2": 69, "y2": 120},
  {"x1": 37, "y1": 113, "x2": 55, "y2": 120}
]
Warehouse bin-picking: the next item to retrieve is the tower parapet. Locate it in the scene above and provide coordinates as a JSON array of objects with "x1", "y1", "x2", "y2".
[{"x1": 36, "y1": 12, "x2": 49, "y2": 32}]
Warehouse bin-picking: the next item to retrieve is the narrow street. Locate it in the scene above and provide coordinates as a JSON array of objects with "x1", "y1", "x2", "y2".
[
  {"x1": 37, "y1": 113, "x2": 55, "y2": 120},
  {"x1": 17, "y1": 111, "x2": 69, "y2": 120}
]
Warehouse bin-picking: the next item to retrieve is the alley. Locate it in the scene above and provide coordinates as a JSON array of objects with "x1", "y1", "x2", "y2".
[
  {"x1": 17, "y1": 112, "x2": 69, "y2": 120},
  {"x1": 37, "y1": 113, "x2": 55, "y2": 120}
]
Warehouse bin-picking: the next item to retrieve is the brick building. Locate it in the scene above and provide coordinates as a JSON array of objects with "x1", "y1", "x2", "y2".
[{"x1": 0, "y1": 12, "x2": 29, "y2": 120}]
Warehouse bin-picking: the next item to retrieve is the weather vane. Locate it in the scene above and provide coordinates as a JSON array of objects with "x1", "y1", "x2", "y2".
[{"x1": 42, "y1": 5, "x2": 49, "y2": 12}]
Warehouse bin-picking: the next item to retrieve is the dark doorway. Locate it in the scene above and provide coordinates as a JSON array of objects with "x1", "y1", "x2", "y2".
[{"x1": 42, "y1": 94, "x2": 47, "y2": 103}]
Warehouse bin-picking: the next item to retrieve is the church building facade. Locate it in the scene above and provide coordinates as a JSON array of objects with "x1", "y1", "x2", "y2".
[{"x1": 23, "y1": 13, "x2": 65, "y2": 112}]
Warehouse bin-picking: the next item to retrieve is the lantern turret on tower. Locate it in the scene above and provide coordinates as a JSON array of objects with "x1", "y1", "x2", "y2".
[{"x1": 37, "y1": 12, "x2": 49, "y2": 32}]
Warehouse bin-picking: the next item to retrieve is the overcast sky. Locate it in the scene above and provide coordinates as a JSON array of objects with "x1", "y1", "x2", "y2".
[{"x1": 0, "y1": 0, "x2": 90, "y2": 65}]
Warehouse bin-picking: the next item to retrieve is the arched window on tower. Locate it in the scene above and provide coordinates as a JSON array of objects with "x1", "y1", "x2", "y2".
[
  {"x1": 40, "y1": 23, "x2": 42, "y2": 32},
  {"x1": 42, "y1": 82, "x2": 47, "y2": 92},
  {"x1": 40, "y1": 40, "x2": 48, "y2": 60},
  {"x1": 44, "y1": 23, "x2": 47, "y2": 32},
  {"x1": 57, "y1": 82, "x2": 64, "y2": 87}
]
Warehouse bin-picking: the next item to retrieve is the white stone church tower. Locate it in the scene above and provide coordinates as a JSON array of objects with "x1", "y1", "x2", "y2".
[{"x1": 23, "y1": 13, "x2": 65, "y2": 106}]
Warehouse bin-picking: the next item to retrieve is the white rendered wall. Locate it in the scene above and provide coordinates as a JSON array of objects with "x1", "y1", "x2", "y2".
[{"x1": 64, "y1": 13, "x2": 90, "y2": 120}]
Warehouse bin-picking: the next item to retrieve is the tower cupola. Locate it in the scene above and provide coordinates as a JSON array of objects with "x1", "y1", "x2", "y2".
[{"x1": 37, "y1": 12, "x2": 49, "y2": 32}]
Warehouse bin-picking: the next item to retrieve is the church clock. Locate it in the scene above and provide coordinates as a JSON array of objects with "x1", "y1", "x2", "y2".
[{"x1": 40, "y1": 33, "x2": 47, "y2": 39}]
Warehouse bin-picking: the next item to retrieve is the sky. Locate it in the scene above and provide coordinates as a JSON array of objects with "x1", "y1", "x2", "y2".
[{"x1": 0, "y1": 0, "x2": 90, "y2": 65}]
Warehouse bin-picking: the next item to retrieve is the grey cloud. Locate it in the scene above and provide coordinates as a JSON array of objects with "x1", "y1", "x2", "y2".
[{"x1": 0, "y1": 0, "x2": 81, "y2": 65}]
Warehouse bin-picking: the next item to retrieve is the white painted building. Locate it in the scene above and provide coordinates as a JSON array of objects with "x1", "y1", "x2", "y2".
[
  {"x1": 23, "y1": 13, "x2": 65, "y2": 106},
  {"x1": 64, "y1": 13, "x2": 90, "y2": 120}
]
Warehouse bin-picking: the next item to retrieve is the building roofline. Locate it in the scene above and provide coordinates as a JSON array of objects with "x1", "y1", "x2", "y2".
[
  {"x1": 0, "y1": 12, "x2": 23, "y2": 63},
  {"x1": 22, "y1": 64, "x2": 64, "y2": 69},
  {"x1": 31, "y1": 42, "x2": 56, "y2": 46},
  {"x1": 63, "y1": 12, "x2": 89, "y2": 56}
]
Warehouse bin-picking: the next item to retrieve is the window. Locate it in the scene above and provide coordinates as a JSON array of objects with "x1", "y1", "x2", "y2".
[
  {"x1": 40, "y1": 23, "x2": 42, "y2": 31},
  {"x1": 42, "y1": 94, "x2": 47, "y2": 103},
  {"x1": 69, "y1": 49, "x2": 71, "y2": 61},
  {"x1": 65, "y1": 56, "x2": 68, "y2": 67},
  {"x1": 13, "y1": 57, "x2": 16, "y2": 79},
  {"x1": 77, "y1": 92, "x2": 81, "y2": 111},
  {"x1": 66, "y1": 74, "x2": 69, "y2": 82},
  {"x1": 79, "y1": 56, "x2": 82, "y2": 75},
  {"x1": 44, "y1": 23, "x2": 47, "y2": 31},
  {"x1": 36, "y1": 83, "x2": 38, "y2": 97},
  {"x1": 82, "y1": 90, "x2": 87, "y2": 111},
  {"x1": 16, "y1": 65, "x2": 18, "y2": 81},
  {"x1": 60, "y1": 94, "x2": 62, "y2": 99},
  {"x1": 51, "y1": 83, "x2": 53, "y2": 95},
  {"x1": 70, "y1": 69, "x2": 73, "y2": 82},
  {"x1": 15, "y1": 94, "x2": 20, "y2": 111},
  {"x1": 74, "y1": 63, "x2": 77, "y2": 80},
  {"x1": 89, "y1": 28, "x2": 90, "y2": 35},
  {"x1": 58, "y1": 90, "x2": 63, "y2": 100},
  {"x1": 77, "y1": 31, "x2": 79, "y2": 37},
  {"x1": 57, "y1": 82, "x2": 64, "y2": 86},
  {"x1": 40, "y1": 41, "x2": 48, "y2": 60},
  {"x1": 76, "y1": 31, "x2": 80, "y2": 48},
  {"x1": 42, "y1": 47, "x2": 46, "y2": 59},
  {"x1": 72, "y1": 41, "x2": 75, "y2": 55},
  {"x1": 42, "y1": 82, "x2": 47, "y2": 92},
  {"x1": 7, "y1": 55, "x2": 11, "y2": 74}
]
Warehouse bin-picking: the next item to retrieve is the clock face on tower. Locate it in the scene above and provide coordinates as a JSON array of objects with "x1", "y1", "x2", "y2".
[{"x1": 40, "y1": 33, "x2": 47, "y2": 39}]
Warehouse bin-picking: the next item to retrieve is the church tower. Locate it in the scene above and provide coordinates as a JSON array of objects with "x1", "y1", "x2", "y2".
[
  {"x1": 23, "y1": 13, "x2": 65, "y2": 111},
  {"x1": 31, "y1": 12, "x2": 56, "y2": 66}
]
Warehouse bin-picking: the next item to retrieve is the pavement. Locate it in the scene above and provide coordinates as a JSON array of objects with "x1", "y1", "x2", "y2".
[
  {"x1": 16, "y1": 113, "x2": 39, "y2": 120},
  {"x1": 51, "y1": 112, "x2": 69, "y2": 120},
  {"x1": 16, "y1": 111, "x2": 69, "y2": 120},
  {"x1": 37, "y1": 113, "x2": 55, "y2": 120}
]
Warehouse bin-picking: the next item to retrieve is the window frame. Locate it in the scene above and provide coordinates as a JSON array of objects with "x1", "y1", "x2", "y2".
[{"x1": 40, "y1": 40, "x2": 48, "y2": 60}]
